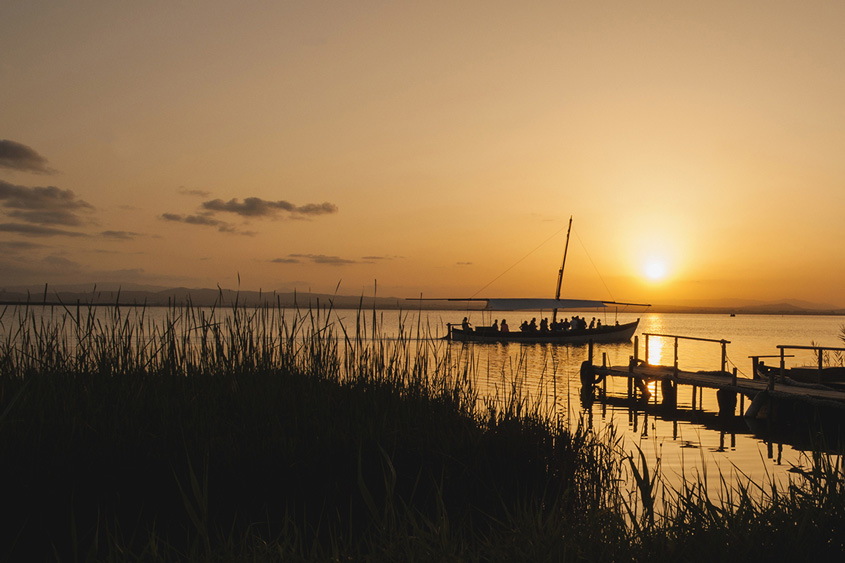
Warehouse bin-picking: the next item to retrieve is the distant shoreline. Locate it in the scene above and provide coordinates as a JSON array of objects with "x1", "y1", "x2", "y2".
[{"x1": 1, "y1": 299, "x2": 843, "y2": 316}]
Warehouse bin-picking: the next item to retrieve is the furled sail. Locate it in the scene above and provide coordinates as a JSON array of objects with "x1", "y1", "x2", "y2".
[{"x1": 482, "y1": 298, "x2": 607, "y2": 311}]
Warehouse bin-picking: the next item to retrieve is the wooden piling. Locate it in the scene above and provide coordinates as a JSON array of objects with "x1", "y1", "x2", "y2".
[{"x1": 633, "y1": 336, "x2": 639, "y2": 364}]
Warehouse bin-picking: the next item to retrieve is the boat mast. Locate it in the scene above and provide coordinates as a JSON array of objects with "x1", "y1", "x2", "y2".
[{"x1": 552, "y1": 216, "x2": 573, "y2": 323}]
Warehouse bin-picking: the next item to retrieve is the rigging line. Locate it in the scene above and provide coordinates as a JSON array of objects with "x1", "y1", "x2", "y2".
[
  {"x1": 572, "y1": 228, "x2": 615, "y2": 302},
  {"x1": 469, "y1": 222, "x2": 571, "y2": 299}
]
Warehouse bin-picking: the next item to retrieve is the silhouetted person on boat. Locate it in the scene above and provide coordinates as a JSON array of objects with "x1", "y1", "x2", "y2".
[
  {"x1": 462, "y1": 317, "x2": 471, "y2": 332},
  {"x1": 562, "y1": 318, "x2": 571, "y2": 331},
  {"x1": 528, "y1": 318, "x2": 537, "y2": 332},
  {"x1": 596, "y1": 318, "x2": 602, "y2": 328},
  {"x1": 520, "y1": 320, "x2": 529, "y2": 332},
  {"x1": 500, "y1": 319, "x2": 509, "y2": 333},
  {"x1": 491, "y1": 319, "x2": 499, "y2": 332},
  {"x1": 589, "y1": 317, "x2": 596, "y2": 329},
  {"x1": 540, "y1": 318, "x2": 549, "y2": 332}
]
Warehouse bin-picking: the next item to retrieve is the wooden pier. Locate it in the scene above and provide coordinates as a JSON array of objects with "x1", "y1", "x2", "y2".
[{"x1": 583, "y1": 334, "x2": 845, "y2": 420}]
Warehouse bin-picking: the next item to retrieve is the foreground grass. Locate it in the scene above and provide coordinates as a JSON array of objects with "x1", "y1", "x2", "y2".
[{"x1": 0, "y1": 299, "x2": 844, "y2": 561}]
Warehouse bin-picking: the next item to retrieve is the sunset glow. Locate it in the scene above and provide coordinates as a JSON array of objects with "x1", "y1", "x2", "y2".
[
  {"x1": 644, "y1": 260, "x2": 668, "y2": 282},
  {"x1": 2, "y1": 2, "x2": 845, "y2": 308}
]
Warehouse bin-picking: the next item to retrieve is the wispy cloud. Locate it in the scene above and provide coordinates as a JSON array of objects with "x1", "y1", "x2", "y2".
[
  {"x1": 0, "y1": 223, "x2": 88, "y2": 237},
  {"x1": 286, "y1": 253, "x2": 358, "y2": 265},
  {"x1": 161, "y1": 212, "x2": 230, "y2": 229},
  {"x1": 272, "y1": 254, "x2": 399, "y2": 266},
  {"x1": 0, "y1": 180, "x2": 93, "y2": 226},
  {"x1": 159, "y1": 212, "x2": 257, "y2": 236},
  {"x1": 177, "y1": 187, "x2": 211, "y2": 197},
  {"x1": 202, "y1": 197, "x2": 337, "y2": 218},
  {"x1": 101, "y1": 230, "x2": 141, "y2": 240},
  {"x1": 161, "y1": 194, "x2": 337, "y2": 235},
  {"x1": 0, "y1": 140, "x2": 55, "y2": 174},
  {"x1": 456, "y1": 261, "x2": 473, "y2": 266},
  {"x1": 361, "y1": 255, "x2": 402, "y2": 261},
  {"x1": 0, "y1": 240, "x2": 45, "y2": 251}
]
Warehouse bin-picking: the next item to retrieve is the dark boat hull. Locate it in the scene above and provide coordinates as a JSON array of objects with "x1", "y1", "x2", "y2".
[
  {"x1": 448, "y1": 319, "x2": 639, "y2": 344},
  {"x1": 755, "y1": 365, "x2": 845, "y2": 389}
]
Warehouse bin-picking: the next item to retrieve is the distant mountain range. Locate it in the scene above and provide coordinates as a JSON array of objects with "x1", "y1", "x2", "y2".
[
  {"x1": 0, "y1": 284, "x2": 468, "y2": 311},
  {"x1": 0, "y1": 284, "x2": 843, "y2": 315},
  {"x1": 647, "y1": 298, "x2": 845, "y2": 315}
]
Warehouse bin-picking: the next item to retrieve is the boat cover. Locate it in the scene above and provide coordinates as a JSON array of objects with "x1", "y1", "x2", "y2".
[{"x1": 482, "y1": 298, "x2": 607, "y2": 311}]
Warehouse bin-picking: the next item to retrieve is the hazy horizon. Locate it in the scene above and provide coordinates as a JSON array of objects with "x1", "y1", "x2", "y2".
[{"x1": 3, "y1": 2, "x2": 844, "y2": 307}]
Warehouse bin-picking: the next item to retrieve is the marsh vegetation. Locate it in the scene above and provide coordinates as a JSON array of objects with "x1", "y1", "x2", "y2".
[{"x1": 0, "y1": 300, "x2": 843, "y2": 561}]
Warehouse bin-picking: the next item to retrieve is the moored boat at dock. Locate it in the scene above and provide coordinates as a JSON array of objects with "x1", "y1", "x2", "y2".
[
  {"x1": 441, "y1": 217, "x2": 648, "y2": 344},
  {"x1": 448, "y1": 318, "x2": 639, "y2": 344}
]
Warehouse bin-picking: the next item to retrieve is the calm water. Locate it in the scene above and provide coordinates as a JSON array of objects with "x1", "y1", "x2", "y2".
[
  {"x1": 375, "y1": 309, "x2": 845, "y2": 491},
  {"x1": 4, "y1": 304, "x2": 844, "y2": 490}
]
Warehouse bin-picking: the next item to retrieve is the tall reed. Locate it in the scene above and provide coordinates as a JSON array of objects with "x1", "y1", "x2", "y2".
[{"x1": 0, "y1": 297, "x2": 843, "y2": 561}]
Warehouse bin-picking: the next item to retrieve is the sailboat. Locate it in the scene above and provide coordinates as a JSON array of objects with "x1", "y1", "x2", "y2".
[{"x1": 446, "y1": 217, "x2": 648, "y2": 344}]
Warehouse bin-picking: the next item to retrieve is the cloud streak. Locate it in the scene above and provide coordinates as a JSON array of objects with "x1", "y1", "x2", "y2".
[
  {"x1": 177, "y1": 187, "x2": 211, "y2": 197},
  {"x1": 101, "y1": 230, "x2": 141, "y2": 240},
  {"x1": 0, "y1": 222, "x2": 89, "y2": 237},
  {"x1": 0, "y1": 140, "x2": 55, "y2": 174},
  {"x1": 161, "y1": 212, "x2": 232, "y2": 231},
  {"x1": 161, "y1": 194, "x2": 337, "y2": 235},
  {"x1": 159, "y1": 213, "x2": 257, "y2": 236},
  {"x1": 0, "y1": 180, "x2": 93, "y2": 226},
  {"x1": 272, "y1": 254, "x2": 401, "y2": 266},
  {"x1": 284, "y1": 253, "x2": 358, "y2": 265},
  {"x1": 202, "y1": 197, "x2": 337, "y2": 217}
]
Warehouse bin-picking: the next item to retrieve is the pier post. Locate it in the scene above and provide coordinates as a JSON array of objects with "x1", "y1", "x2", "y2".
[
  {"x1": 721, "y1": 341, "x2": 727, "y2": 373},
  {"x1": 732, "y1": 367, "x2": 737, "y2": 386},
  {"x1": 602, "y1": 353, "x2": 607, "y2": 395},
  {"x1": 717, "y1": 388, "x2": 737, "y2": 416},
  {"x1": 673, "y1": 337, "x2": 679, "y2": 372},
  {"x1": 692, "y1": 385, "x2": 697, "y2": 410},
  {"x1": 644, "y1": 335, "x2": 649, "y2": 365},
  {"x1": 661, "y1": 378, "x2": 677, "y2": 410},
  {"x1": 775, "y1": 348, "x2": 785, "y2": 391},
  {"x1": 633, "y1": 336, "x2": 639, "y2": 364}
]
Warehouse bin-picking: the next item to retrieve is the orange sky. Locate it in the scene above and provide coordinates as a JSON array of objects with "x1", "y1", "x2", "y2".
[{"x1": 2, "y1": 1, "x2": 844, "y2": 306}]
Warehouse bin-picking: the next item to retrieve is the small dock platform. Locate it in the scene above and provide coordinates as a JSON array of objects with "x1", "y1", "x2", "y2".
[{"x1": 584, "y1": 333, "x2": 845, "y2": 419}]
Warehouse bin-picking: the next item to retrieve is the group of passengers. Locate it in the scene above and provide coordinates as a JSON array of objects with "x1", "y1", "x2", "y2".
[
  {"x1": 460, "y1": 315, "x2": 607, "y2": 334},
  {"x1": 514, "y1": 315, "x2": 599, "y2": 333}
]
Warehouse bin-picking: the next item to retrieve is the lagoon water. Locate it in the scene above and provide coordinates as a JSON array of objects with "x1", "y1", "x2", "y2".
[
  {"x1": 4, "y1": 304, "x2": 844, "y2": 492},
  {"x1": 369, "y1": 309, "x2": 845, "y2": 491}
]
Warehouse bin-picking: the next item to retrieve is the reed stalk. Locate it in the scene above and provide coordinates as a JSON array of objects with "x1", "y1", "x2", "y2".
[{"x1": 0, "y1": 297, "x2": 843, "y2": 561}]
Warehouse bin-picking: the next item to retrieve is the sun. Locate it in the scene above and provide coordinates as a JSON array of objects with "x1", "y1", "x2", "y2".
[{"x1": 644, "y1": 259, "x2": 668, "y2": 281}]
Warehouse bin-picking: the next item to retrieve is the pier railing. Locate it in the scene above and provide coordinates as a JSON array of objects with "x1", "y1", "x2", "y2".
[{"x1": 641, "y1": 332, "x2": 731, "y2": 373}]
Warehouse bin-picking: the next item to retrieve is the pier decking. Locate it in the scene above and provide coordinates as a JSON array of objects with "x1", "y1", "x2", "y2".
[{"x1": 585, "y1": 334, "x2": 845, "y2": 419}]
